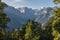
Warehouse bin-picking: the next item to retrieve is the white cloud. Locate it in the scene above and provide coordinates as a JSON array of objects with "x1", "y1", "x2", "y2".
[
  {"x1": 40, "y1": 7, "x2": 44, "y2": 9},
  {"x1": 8, "y1": 0, "x2": 24, "y2": 4},
  {"x1": 2, "y1": 0, "x2": 25, "y2": 8},
  {"x1": 15, "y1": 0, "x2": 24, "y2": 2}
]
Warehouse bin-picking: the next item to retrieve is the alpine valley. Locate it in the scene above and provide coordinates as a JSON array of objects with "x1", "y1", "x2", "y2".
[{"x1": 3, "y1": 4, "x2": 55, "y2": 30}]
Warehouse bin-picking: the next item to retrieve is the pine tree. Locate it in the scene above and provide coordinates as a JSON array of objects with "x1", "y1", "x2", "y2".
[
  {"x1": 0, "y1": 0, "x2": 10, "y2": 29},
  {"x1": 25, "y1": 20, "x2": 41, "y2": 40},
  {"x1": 39, "y1": 18, "x2": 54, "y2": 40},
  {"x1": 0, "y1": 0, "x2": 10, "y2": 40},
  {"x1": 52, "y1": 0, "x2": 60, "y2": 40},
  {"x1": 25, "y1": 20, "x2": 32, "y2": 40},
  {"x1": 52, "y1": 8, "x2": 60, "y2": 40}
]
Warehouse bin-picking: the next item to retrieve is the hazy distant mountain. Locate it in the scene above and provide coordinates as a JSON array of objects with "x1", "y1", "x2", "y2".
[
  {"x1": 3, "y1": 5, "x2": 54, "y2": 30},
  {"x1": 18, "y1": 7, "x2": 37, "y2": 21},
  {"x1": 3, "y1": 6, "x2": 37, "y2": 30},
  {"x1": 35, "y1": 7, "x2": 54, "y2": 24},
  {"x1": 4, "y1": 6, "x2": 22, "y2": 30}
]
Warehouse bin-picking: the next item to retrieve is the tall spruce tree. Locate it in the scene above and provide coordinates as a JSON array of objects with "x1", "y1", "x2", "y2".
[
  {"x1": 0, "y1": 0, "x2": 10, "y2": 29},
  {"x1": 25, "y1": 20, "x2": 41, "y2": 40},
  {"x1": 52, "y1": 0, "x2": 60, "y2": 40},
  {"x1": 52, "y1": 8, "x2": 60, "y2": 40},
  {"x1": 0, "y1": 0, "x2": 10, "y2": 40},
  {"x1": 25, "y1": 20, "x2": 32, "y2": 40}
]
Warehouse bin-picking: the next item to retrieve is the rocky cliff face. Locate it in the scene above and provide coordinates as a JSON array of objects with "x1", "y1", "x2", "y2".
[{"x1": 3, "y1": 5, "x2": 54, "y2": 30}]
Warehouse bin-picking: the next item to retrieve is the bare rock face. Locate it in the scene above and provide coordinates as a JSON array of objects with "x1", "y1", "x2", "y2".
[{"x1": 3, "y1": 5, "x2": 54, "y2": 31}]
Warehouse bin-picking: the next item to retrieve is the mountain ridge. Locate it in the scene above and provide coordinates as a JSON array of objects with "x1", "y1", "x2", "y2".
[{"x1": 3, "y1": 5, "x2": 54, "y2": 30}]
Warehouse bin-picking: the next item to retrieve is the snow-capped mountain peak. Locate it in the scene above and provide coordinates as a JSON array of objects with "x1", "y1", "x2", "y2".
[
  {"x1": 3, "y1": 4, "x2": 54, "y2": 31},
  {"x1": 19, "y1": 7, "x2": 25, "y2": 13}
]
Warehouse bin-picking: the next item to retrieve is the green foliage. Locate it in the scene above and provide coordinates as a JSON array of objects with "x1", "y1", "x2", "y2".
[
  {"x1": 7, "y1": 29, "x2": 19, "y2": 40},
  {"x1": 0, "y1": 1, "x2": 10, "y2": 40},
  {"x1": 40, "y1": 22, "x2": 54, "y2": 40},
  {"x1": 25, "y1": 20, "x2": 41, "y2": 40},
  {"x1": 32, "y1": 36, "x2": 40, "y2": 40},
  {"x1": 0, "y1": 1, "x2": 7, "y2": 10},
  {"x1": 54, "y1": 8, "x2": 60, "y2": 18},
  {"x1": 52, "y1": 7, "x2": 60, "y2": 33},
  {"x1": 19, "y1": 26, "x2": 26, "y2": 39},
  {"x1": 0, "y1": 12, "x2": 10, "y2": 28},
  {"x1": 52, "y1": 18, "x2": 60, "y2": 33},
  {"x1": 25, "y1": 20, "x2": 33, "y2": 40},
  {"x1": 52, "y1": 0, "x2": 60, "y2": 40},
  {"x1": 52, "y1": 8, "x2": 60, "y2": 40},
  {"x1": 52, "y1": 29, "x2": 60, "y2": 40},
  {"x1": 0, "y1": 0, "x2": 10, "y2": 28},
  {"x1": 7, "y1": 28, "x2": 26, "y2": 40},
  {"x1": 53, "y1": 0, "x2": 60, "y2": 3},
  {"x1": 1, "y1": 0, "x2": 60, "y2": 40},
  {"x1": 0, "y1": 29, "x2": 6, "y2": 40}
]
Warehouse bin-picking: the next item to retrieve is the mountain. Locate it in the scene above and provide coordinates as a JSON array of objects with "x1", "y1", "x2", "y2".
[
  {"x1": 35, "y1": 7, "x2": 54, "y2": 24},
  {"x1": 4, "y1": 6, "x2": 22, "y2": 30},
  {"x1": 3, "y1": 6, "x2": 37, "y2": 30},
  {"x1": 3, "y1": 4, "x2": 54, "y2": 30},
  {"x1": 18, "y1": 7, "x2": 37, "y2": 21}
]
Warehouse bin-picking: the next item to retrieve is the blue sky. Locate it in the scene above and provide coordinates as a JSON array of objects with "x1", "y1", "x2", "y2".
[{"x1": 2, "y1": 0, "x2": 57, "y2": 9}]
